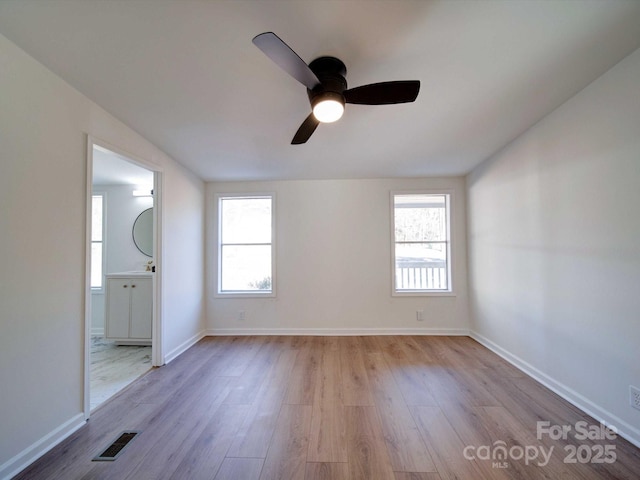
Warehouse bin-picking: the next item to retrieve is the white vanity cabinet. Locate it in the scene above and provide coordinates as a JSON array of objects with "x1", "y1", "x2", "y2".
[{"x1": 105, "y1": 273, "x2": 152, "y2": 345}]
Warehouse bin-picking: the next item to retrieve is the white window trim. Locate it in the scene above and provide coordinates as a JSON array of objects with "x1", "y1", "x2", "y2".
[
  {"x1": 91, "y1": 191, "x2": 107, "y2": 294},
  {"x1": 390, "y1": 189, "x2": 455, "y2": 297},
  {"x1": 214, "y1": 192, "x2": 276, "y2": 298}
]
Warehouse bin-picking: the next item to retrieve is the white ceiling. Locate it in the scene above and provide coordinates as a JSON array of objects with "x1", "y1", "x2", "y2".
[
  {"x1": 1, "y1": 0, "x2": 640, "y2": 181},
  {"x1": 92, "y1": 146, "x2": 154, "y2": 186}
]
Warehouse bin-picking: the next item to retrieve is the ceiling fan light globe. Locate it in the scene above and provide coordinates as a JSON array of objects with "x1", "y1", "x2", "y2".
[{"x1": 313, "y1": 99, "x2": 344, "y2": 123}]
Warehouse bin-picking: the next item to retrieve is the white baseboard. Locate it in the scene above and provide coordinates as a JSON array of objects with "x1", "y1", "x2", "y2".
[
  {"x1": 470, "y1": 331, "x2": 640, "y2": 449},
  {"x1": 206, "y1": 327, "x2": 470, "y2": 336},
  {"x1": 0, "y1": 413, "x2": 85, "y2": 480},
  {"x1": 164, "y1": 330, "x2": 207, "y2": 364},
  {"x1": 91, "y1": 327, "x2": 104, "y2": 336}
]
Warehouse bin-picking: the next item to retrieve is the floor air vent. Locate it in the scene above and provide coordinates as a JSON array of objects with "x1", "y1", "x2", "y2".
[{"x1": 93, "y1": 431, "x2": 139, "y2": 461}]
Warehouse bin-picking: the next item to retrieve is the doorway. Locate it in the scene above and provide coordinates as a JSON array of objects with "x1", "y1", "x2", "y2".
[{"x1": 84, "y1": 139, "x2": 162, "y2": 416}]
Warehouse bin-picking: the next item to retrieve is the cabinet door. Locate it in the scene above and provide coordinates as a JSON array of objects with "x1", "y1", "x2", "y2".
[
  {"x1": 106, "y1": 278, "x2": 131, "y2": 338},
  {"x1": 129, "y1": 277, "x2": 152, "y2": 339}
]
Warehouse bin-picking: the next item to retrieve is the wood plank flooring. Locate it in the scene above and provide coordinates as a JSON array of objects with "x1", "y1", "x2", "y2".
[{"x1": 15, "y1": 336, "x2": 640, "y2": 479}]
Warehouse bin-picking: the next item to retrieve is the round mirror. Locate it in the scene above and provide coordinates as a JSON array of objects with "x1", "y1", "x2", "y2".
[{"x1": 132, "y1": 208, "x2": 153, "y2": 257}]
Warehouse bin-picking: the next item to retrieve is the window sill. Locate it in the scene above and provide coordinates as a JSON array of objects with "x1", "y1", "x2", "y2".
[
  {"x1": 392, "y1": 291, "x2": 456, "y2": 297},
  {"x1": 214, "y1": 291, "x2": 276, "y2": 299}
]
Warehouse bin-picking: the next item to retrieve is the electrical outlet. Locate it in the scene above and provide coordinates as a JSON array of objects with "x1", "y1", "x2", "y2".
[
  {"x1": 416, "y1": 310, "x2": 424, "y2": 321},
  {"x1": 238, "y1": 310, "x2": 245, "y2": 321},
  {"x1": 630, "y1": 386, "x2": 640, "y2": 411}
]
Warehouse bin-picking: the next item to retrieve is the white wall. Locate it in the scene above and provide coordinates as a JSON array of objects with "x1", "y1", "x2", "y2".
[
  {"x1": 0, "y1": 33, "x2": 205, "y2": 478},
  {"x1": 207, "y1": 178, "x2": 469, "y2": 334},
  {"x1": 467, "y1": 47, "x2": 640, "y2": 445},
  {"x1": 161, "y1": 159, "x2": 207, "y2": 361},
  {"x1": 102, "y1": 185, "x2": 154, "y2": 274}
]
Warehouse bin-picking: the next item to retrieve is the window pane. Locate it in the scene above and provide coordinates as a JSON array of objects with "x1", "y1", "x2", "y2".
[
  {"x1": 221, "y1": 245, "x2": 272, "y2": 292},
  {"x1": 91, "y1": 243, "x2": 102, "y2": 288},
  {"x1": 394, "y1": 194, "x2": 446, "y2": 242},
  {"x1": 393, "y1": 192, "x2": 451, "y2": 293},
  {"x1": 92, "y1": 195, "x2": 103, "y2": 241},
  {"x1": 395, "y1": 243, "x2": 448, "y2": 290},
  {"x1": 221, "y1": 197, "x2": 271, "y2": 244}
]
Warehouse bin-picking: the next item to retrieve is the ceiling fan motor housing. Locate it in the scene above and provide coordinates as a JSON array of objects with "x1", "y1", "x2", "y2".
[{"x1": 307, "y1": 56, "x2": 347, "y2": 109}]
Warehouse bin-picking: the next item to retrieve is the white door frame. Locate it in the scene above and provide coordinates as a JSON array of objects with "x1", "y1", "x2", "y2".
[{"x1": 83, "y1": 136, "x2": 164, "y2": 419}]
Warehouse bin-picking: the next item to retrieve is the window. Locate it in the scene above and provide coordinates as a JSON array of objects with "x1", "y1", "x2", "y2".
[
  {"x1": 392, "y1": 192, "x2": 452, "y2": 294},
  {"x1": 91, "y1": 193, "x2": 105, "y2": 290},
  {"x1": 217, "y1": 194, "x2": 274, "y2": 295}
]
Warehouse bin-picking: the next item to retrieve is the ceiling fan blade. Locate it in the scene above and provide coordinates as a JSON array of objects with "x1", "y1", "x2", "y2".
[
  {"x1": 292, "y1": 113, "x2": 320, "y2": 144},
  {"x1": 252, "y1": 32, "x2": 320, "y2": 90},
  {"x1": 344, "y1": 80, "x2": 420, "y2": 105}
]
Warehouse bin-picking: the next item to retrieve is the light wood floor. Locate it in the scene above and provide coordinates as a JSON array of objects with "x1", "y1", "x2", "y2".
[{"x1": 16, "y1": 336, "x2": 640, "y2": 479}]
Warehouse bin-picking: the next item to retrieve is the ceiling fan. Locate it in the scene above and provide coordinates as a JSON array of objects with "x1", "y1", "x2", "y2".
[{"x1": 252, "y1": 32, "x2": 421, "y2": 144}]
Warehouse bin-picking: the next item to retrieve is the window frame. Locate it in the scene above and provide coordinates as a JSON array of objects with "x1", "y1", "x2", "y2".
[
  {"x1": 390, "y1": 190, "x2": 454, "y2": 296},
  {"x1": 215, "y1": 192, "x2": 276, "y2": 298},
  {"x1": 91, "y1": 191, "x2": 106, "y2": 293}
]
